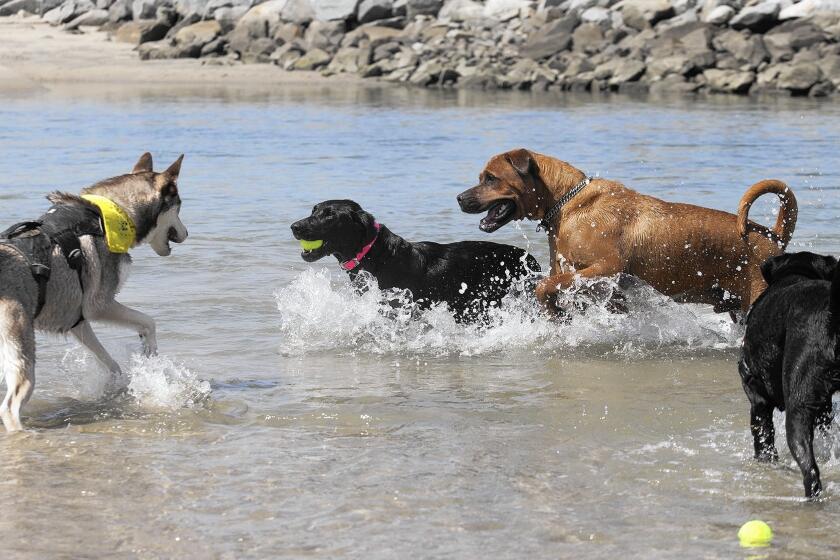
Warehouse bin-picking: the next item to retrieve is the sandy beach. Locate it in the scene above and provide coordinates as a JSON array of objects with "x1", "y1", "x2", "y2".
[{"x1": 0, "y1": 15, "x2": 363, "y2": 96}]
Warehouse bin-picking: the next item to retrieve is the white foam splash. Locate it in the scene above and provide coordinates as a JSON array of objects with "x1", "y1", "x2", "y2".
[
  {"x1": 60, "y1": 346, "x2": 113, "y2": 399},
  {"x1": 126, "y1": 354, "x2": 211, "y2": 409},
  {"x1": 275, "y1": 268, "x2": 743, "y2": 357}
]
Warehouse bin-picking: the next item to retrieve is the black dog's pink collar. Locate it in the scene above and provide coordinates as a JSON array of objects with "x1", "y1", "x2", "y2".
[{"x1": 341, "y1": 222, "x2": 381, "y2": 271}]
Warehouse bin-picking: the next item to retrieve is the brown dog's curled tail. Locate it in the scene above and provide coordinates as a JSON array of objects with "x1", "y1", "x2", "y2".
[{"x1": 737, "y1": 179, "x2": 798, "y2": 248}]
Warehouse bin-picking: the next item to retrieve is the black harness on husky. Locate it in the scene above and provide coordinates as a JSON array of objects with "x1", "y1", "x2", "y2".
[{"x1": 0, "y1": 203, "x2": 103, "y2": 321}]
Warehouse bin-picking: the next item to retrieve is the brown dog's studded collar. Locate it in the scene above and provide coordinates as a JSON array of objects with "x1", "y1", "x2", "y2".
[{"x1": 537, "y1": 176, "x2": 592, "y2": 232}]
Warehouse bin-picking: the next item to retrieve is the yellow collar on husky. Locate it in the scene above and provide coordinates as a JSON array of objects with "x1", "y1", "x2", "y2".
[{"x1": 81, "y1": 194, "x2": 136, "y2": 253}]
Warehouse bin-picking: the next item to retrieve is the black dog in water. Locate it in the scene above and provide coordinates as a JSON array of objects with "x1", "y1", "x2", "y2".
[
  {"x1": 290, "y1": 200, "x2": 539, "y2": 319},
  {"x1": 739, "y1": 251, "x2": 840, "y2": 499}
]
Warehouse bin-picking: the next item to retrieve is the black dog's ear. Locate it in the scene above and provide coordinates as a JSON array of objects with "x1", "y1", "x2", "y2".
[
  {"x1": 353, "y1": 208, "x2": 377, "y2": 237},
  {"x1": 760, "y1": 255, "x2": 784, "y2": 284},
  {"x1": 762, "y1": 252, "x2": 838, "y2": 284},
  {"x1": 505, "y1": 148, "x2": 533, "y2": 177}
]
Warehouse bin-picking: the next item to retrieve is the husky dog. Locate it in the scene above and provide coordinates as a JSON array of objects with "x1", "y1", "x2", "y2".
[{"x1": 0, "y1": 153, "x2": 188, "y2": 431}]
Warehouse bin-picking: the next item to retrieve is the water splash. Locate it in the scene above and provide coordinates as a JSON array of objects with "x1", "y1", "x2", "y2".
[
  {"x1": 275, "y1": 268, "x2": 743, "y2": 357},
  {"x1": 126, "y1": 354, "x2": 211, "y2": 409},
  {"x1": 60, "y1": 346, "x2": 113, "y2": 399}
]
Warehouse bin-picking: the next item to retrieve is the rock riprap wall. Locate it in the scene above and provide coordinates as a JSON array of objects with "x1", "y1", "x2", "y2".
[{"x1": 3, "y1": 0, "x2": 840, "y2": 96}]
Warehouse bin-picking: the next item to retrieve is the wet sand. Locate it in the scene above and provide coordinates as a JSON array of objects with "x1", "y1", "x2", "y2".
[{"x1": 0, "y1": 16, "x2": 363, "y2": 96}]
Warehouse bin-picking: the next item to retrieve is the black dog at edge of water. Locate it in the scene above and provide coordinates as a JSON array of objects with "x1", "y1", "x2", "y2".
[
  {"x1": 290, "y1": 200, "x2": 540, "y2": 320},
  {"x1": 740, "y1": 251, "x2": 840, "y2": 499}
]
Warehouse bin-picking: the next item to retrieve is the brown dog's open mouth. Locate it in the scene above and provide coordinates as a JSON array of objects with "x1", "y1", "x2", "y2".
[{"x1": 480, "y1": 200, "x2": 517, "y2": 233}]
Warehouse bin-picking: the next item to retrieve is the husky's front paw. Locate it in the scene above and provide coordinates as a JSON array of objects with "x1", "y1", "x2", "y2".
[
  {"x1": 104, "y1": 370, "x2": 129, "y2": 398},
  {"x1": 140, "y1": 331, "x2": 158, "y2": 357}
]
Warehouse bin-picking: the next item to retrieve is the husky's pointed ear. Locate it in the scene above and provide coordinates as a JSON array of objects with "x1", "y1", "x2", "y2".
[
  {"x1": 505, "y1": 148, "x2": 533, "y2": 177},
  {"x1": 132, "y1": 152, "x2": 154, "y2": 174},
  {"x1": 163, "y1": 154, "x2": 184, "y2": 181}
]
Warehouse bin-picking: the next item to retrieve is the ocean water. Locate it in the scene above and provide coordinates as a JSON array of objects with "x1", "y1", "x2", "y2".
[{"x1": 1, "y1": 85, "x2": 839, "y2": 558}]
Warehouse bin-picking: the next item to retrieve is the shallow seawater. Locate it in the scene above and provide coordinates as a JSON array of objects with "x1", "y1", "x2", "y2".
[{"x1": 1, "y1": 85, "x2": 840, "y2": 558}]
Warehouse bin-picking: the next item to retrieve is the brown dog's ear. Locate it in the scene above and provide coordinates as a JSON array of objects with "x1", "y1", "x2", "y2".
[
  {"x1": 163, "y1": 154, "x2": 184, "y2": 181},
  {"x1": 506, "y1": 148, "x2": 533, "y2": 177},
  {"x1": 132, "y1": 152, "x2": 154, "y2": 174}
]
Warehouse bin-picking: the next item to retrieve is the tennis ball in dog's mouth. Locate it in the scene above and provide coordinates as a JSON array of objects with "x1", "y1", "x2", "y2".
[
  {"x1": 299, "y1": 239, "x2": 324, "y2": 251},
  {"x1": 738, "y1": 520, "x2": 773, "y2": 547}
]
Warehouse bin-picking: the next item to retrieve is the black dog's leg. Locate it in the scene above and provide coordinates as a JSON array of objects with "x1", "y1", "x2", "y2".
[
  {"x1": 739, "y1": 360, "x2": 778, "y2": 461},
  {"x1": 785, "y1": 407, "x2": 822, "y2": 499},
  {"x1": 750, "y1": 400, "x2": 778, "y2": 462}
]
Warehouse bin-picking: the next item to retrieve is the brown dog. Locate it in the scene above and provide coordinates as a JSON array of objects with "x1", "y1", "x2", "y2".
[{"x1": 457, "y1": 148, "x2": 797, "y2": 313}]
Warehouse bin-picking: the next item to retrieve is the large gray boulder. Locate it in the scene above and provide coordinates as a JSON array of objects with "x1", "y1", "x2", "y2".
[
  {"x1": 214, "y1": 5, "x2": 249, "y2": 27},
  {"x1": 780, "y1": 0, "x2": 840, "y2": 19},
  {"x1": 567, "y1": 0, "x2": 599, "y2": 12},
  {"x1": 280, "y1": 0, "x2": 316, "y2": 23},
  {"x1": 108, "y1": 0, "x2": 131, "y2": 21},
  {"x1": 174, "y1": 19, "x2": 222, "y2": 47},
  {"x1": 646, "y1": 54, "x2": 692, "y2": 79},
  {"x1": 774, "y1": 20, "x2": 826, "y2": 49},
  {"x1": 132, "y1": 0, "x2": 160, "y2": 19},
  {"x1": 197, "y1": 0, "x2": 257, "y2": 23},
  {"x1": 571, "y1": 22, "x2": 603, "y2": 53},
  {"x1": 227, "y1": 0, "x2": 285, "y2": 54},
  {"x1": 409, "y1": 60, "x2": 444, "y2": 85},
  {"x1": 64, "y1": 7, "x2": 109, "y2": 27},
  {"x1": 775, "y1": 61, "x2": 822, "y2": 92},
  {"x1": 304, "y1": 19, "x2": 345, "y2": 51},
  {"x1": 173, "y1": 0, "x2": 201, "y2": 18},
  {"x1": 322, "y1": 46, "x2": 363, "y2": 74},
  {"x1": 519, "y1": 12, "x2": 578, "y2": 59},
  {"x1": 730, "y1": 1, "x2": 781, "y2": 32},
  {"x1": 357, "y1": 0, "x2": 391, "y2": 22},
  {"x1": 593, "y1": 58, "x2": 646, "y2": 86},
  {"x1": 438, "y1": 0, "x2": 482, "y2": 21},
  {"x1": 483, "y1": 0, "x2": 529, "y2": 20},
  {"x1": 703, "y1": 68, "x2": 754, "y2": 92},
  {"x1": 292, "y1": 47, "x2": 332, "y2": 69},
  {"x1": 703, "y1": 4, "x2": 734, "y2": 24},
  {"x1": 762, "y1": 31, "x2": 793, "y2": 61},
  {"x1": 580, "y1": 6, "x2": 610, "y2": 26},
  {"x1": 0, "y1": 0, "x2": 61, "y2": 15},
  {"x1": 619, "y1": 0, "x2": 675, "y2": 29},
  {"x1": 139, "y1": 20, "x2": 222, "y2": 58},
  {"x1": 649, "y1": 74, "x2": 701, "y2": 94},
  {"x1": 817, "y1": 53, "x2": 840, "y2": 87},
  {"x1": 138, "y1": 39, "x2": 180, "y2": 59},
  {"x1": 43, "y1": 0, "x2": 95, "y2": 24},
  {"x1": 713, "y1": 29, "x2": 768, "y2": 69},
  {"x1": 406, "y1": 0, "x2": 442, "y2": 18},
  {"x1": 313, "y1": 0, "x2": 358, "y2": 19},
  {"x1": 113, "y1": 19, "x2": 170, "y2": 43},
  {"x1": 503, "y1": 58, "x2": 557, "y2": 89}
]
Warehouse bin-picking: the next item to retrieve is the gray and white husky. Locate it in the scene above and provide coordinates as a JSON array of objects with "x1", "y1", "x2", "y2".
[{"x1": 0, "y1": 153, "x2": 188, "y2": 431}]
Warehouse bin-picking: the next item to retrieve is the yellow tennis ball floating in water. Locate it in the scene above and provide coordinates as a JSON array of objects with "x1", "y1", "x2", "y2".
[
  {"x1": 299, "y1": 239, "x2": 323, "y2": 251},
  {"x1": 738, "y1": 520, "x2": 773, "y2": 547}
]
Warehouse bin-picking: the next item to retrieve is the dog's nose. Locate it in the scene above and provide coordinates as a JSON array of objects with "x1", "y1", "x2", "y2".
[
  {"x1": 456, "y1": 193, "x2": 464, "y2": 204},
  {"x1": 290, "y1": 221, "x2": 302, "y2": 235},
  {"x1": 168, "y1": 228, "x2": 187, "y2": 243}
]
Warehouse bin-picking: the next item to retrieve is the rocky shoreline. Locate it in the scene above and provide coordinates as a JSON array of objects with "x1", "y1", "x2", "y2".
[{"x1": 2, "y1": 0, "x2": 840, "y2": 96}]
